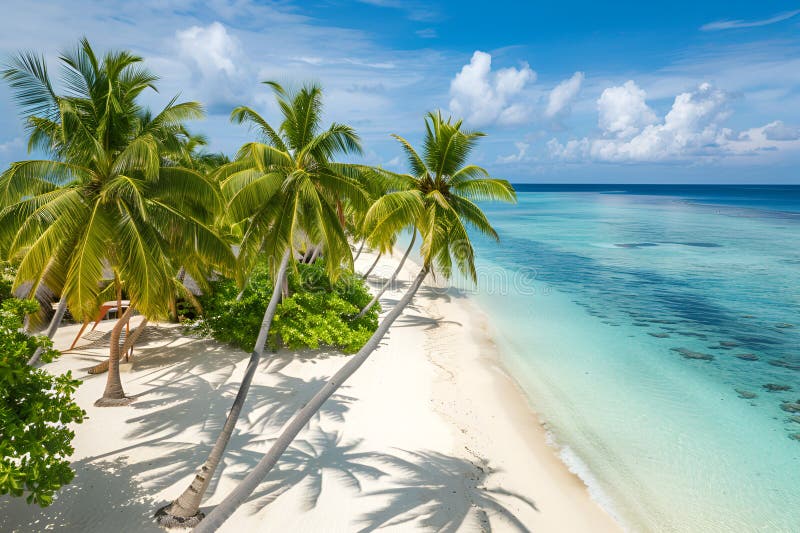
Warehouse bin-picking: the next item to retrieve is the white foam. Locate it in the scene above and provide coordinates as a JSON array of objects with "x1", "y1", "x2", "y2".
[{"x1": 546, "y1": 428, "x2": 630, "y2": 531}]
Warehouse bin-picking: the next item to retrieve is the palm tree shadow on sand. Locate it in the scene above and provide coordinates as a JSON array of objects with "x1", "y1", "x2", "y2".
[
  {"x1": 356, "y1": 450, "x2": 538, "y2": 533},
  {"x1": 0, "y1": 457, "x2": 162, "y2": 533},
  {"x1": 199, "y1": 428, "x2": 536, "y2": 532},
  {"x1": 244, "y1": 428, "x2": 388, "y2": 512}
]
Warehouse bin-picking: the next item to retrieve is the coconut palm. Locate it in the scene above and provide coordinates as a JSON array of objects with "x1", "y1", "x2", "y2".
[
  {"x1": 356, "y1": 228, "x2": 416, "y2": 318},
  {"x1": 155, "y1": 81, "x2": 367, "y2": 526},
  {"x1": 0, "y1": 39, "x2": 233, "y2": 405},
  {"x1": 193, "y1": 111, "x2": 516, "y2": 531}
]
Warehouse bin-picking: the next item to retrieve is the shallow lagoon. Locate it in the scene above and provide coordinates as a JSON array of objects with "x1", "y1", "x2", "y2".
[{"x1": 467, "y1": 185, "x2": 800, "y2": 532}]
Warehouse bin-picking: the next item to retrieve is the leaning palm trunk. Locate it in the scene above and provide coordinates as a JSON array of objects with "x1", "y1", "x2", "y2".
[
  {"x1": 27, "y1": 298, "x2": 68, "y2": 366},
  {"x1": 361, "y1": 252, "x2": 382, "y2": 279},
  {"x1": 87, "y1": 317, "x2": 151, "y2": 374},
  {"x1": 308, "y1": 245, "x2": 321, "y2": 264},
  {"x1": 194, "y1": 265, "x2": 430, "y2": 532},
  {"x1": 155, "y1": 251, "x2": 292, "y2": 528},
  {"x1": 121, "y1": 318, "x2": 149, "y2": 359},
  {"x1": 94, "y1": 305, "x2": 136, "y2": 407},
  {"x1": 357, "y1": 231, "x2": 416, "y2": 319},
  {"x1": 353, "y1": 239, "x2": 365, "y2": 261}
]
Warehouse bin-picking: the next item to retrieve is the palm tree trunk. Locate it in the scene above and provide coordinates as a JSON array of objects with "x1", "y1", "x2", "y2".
[
  {"x1": 193, "y1": 265, "x2": 430, "y2": 532},
  {"x1": 94, "y1": 304, "x2": 136, "y2": 407},
  {"x1": 353, "y1": 239, "x2": 365, "y2": 261},
  {"x1": 357, "y1": 231, "x2": 416, "y2": 319},
  {"x1": 27, "y1": 298, "x2": 68, "y2": 366},
  {"x1": 122, "y1": 318, "x2": 149, "y2": 360},
  {"x1": 309, "y1": 245, "x2": 321, "y2": 264},
  {"x1": 155, "y1": 250, "x2": 292, "y2": 528},
  {"x1": 361, "y1": 252, "x2": 382, "y2": 279},
  {"x1": 87, "y1": 316, "x2": 149, "y2": 374}
]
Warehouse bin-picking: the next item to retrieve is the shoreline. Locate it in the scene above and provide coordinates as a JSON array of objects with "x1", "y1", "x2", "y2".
[
  {"x1": 401, "y1": 254, "x2": 622, "y2": 532},
  {"x1": 1, "y1": 247, "x2": 622, "y2": 532}
]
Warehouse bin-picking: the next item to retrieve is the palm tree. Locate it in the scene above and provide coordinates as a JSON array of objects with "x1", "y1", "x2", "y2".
[
  {"x1": 155, "y1": 81, "x2": 367, "y2": 527},
  {"x1": 0, "y1": 39, "x2": 233, "y2": 406},
  {"x1": 193, "y1": 111, "x2": 516, "y2": 531},
  {"x1": 356, "y1": 228, "x2": 416, "y2": 318}
]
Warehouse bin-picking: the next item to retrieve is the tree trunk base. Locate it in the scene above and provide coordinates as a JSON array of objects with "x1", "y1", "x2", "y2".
[
  {"x1": 154, "y1": 504, "x2": 205, "y2": 528},
  {"x1": 94, "y1": 396, "x2": 135, "y2": 407}
]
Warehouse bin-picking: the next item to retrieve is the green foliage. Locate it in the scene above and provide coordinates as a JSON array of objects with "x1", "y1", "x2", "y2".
[
  {"x1": 364, "y1": 111, "x2": 516, "y2": 283},
  {"x1": 187, "y1": 261, "x2": 379, "y2": 354},
  {"x1": 0, "y1": 299, "x2": 85, "y2": 506},
  {"x1": 0, "y1": 261, "x2": 14, "y2": 305},
  {"x1": 0, "y1": 39, "x2": 234, "y2": 322}
]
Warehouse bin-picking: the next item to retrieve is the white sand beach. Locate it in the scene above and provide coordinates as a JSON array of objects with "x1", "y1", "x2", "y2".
[{"x1": 1, "y1": 249, "x2": 620, "y2": 532}]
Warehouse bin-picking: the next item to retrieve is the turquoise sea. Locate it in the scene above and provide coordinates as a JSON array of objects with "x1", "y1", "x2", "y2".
[{"x1": 465, "y1": 185, "x2": 800, "y2": 532}]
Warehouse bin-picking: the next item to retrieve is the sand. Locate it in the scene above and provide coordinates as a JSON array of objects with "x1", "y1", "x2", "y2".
[{"x1": 0, "y1": 248, "x2": 621, "y2": 532}]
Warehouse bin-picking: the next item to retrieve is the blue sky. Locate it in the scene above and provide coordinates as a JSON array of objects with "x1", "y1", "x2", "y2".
[{"x1": 1, "y1": 0, "x2": 799, "y2": 183}]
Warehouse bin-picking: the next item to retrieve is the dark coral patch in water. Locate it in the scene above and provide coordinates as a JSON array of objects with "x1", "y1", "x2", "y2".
[
  {"x1": 735, "y1": 389, "x2": 757, "y2": 399},
  {"x1": 649, "y1": 332, "x2": 670, "y2": 338},
  {"x1": 775, "y1": 323, "x2": 794, "y2": 329},
  {"x1": 671, "y1": 347, "x2": 715, "y2": 361},
  {"x1": 780, "y1": 402, "x2": 800, "y2": 413},
  {"x1": 769, "y1": 360, "x2": 800, "y2": 371},
  {"x1": 763, "y1": 383, "x2": 793, "y2": 392},
  {"x1": 735, "y1": 353, "x2": 759, "y2": 361}
]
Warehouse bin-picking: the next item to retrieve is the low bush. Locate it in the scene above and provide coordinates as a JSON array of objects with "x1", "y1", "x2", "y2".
[
  {"x1": 0, "y1": 299, "x2": 85, "y2": 506},
  {"x1": 187, "y1": 260, "x2": 380, "y2": 354}
]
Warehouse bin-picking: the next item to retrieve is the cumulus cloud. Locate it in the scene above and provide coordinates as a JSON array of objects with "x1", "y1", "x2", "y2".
[
  {"x1": 545, "y1": 72, "x2": 584, "y2": 118},
  {"x1": 597, "y1": 80, "x2": 658, "y2": 138},
  {"x1": 497, "y1": 141, "x2": 529, "y2": 163},
  {"x1": 550, "y1": 82, "x2": 744, "y2": 162},
  {"x1": 449, "y1": 51, "x2": 536, "y2": 127},
  {"x1": 174, "y1": 22, "x2": 253, "y2": 111},
  {"x1": 762, "y1": 120, "x2": 800, "y2": 141}
]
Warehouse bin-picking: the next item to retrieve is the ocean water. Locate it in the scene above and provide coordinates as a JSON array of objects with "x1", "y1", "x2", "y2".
[{"x1": 463, "y1": 185, "x2": 800, "y2": 532}]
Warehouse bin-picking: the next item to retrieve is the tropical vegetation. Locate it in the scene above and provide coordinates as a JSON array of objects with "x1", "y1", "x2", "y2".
[
  {"x1": 187, "y1": 259, "x2": 379, "y2": 353},
  {"x1": 0, "y1": 39, "x2": 234, "y2": 406},
  {"x1": 0, "y1": 39, "x2": 516, "y2": 527},
  {"x1": 156, "y1": 81, "x2": 368, "y2": 526},
  {"x1": 194, "y1": 111, "x2": 516, "y2": 530},
  {"x1": 0, "y1": 298, "x2": 84, "y2": 507}
]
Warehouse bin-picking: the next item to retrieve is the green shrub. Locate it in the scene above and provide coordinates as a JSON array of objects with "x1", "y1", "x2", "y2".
[
  {"x1": 0, "y1": 299, "x2": 85, "y2": 506},
  {"x1": 0, "y1": 261, "x2": 14, "y2": 306},
  {"x1": 188, "y1": 260, "x2": 380, "y2": 354}
]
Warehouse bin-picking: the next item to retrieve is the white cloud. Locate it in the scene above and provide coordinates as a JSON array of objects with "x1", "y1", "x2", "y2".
[
  {"x1": 174, "y1": 22, "x2": 252, "y2": 111},
  {"x1": 701, "y1": 9, "x2": 800, "y2": 31},
  {"x1": 727, "y1": 121, "x2": 800, "y2": 154},
  {"x1": 545, "y1": 72, "x2": 584, "y2": 118},
  {"x1": 449, "y1": 51, "x2": 536, "y2": 127},
  {"x1": 549, "y1": 82, "x2": 757, "y2": 162},
  {"x1": 762, "y1": 120, "x2": 800, "y2": 141},
  {"x1": 597, "y1": 80, "x2": 657, "y2": 138},
  {"x1": 497, "y1": 141, "x2": 529, "y2": 163}
]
